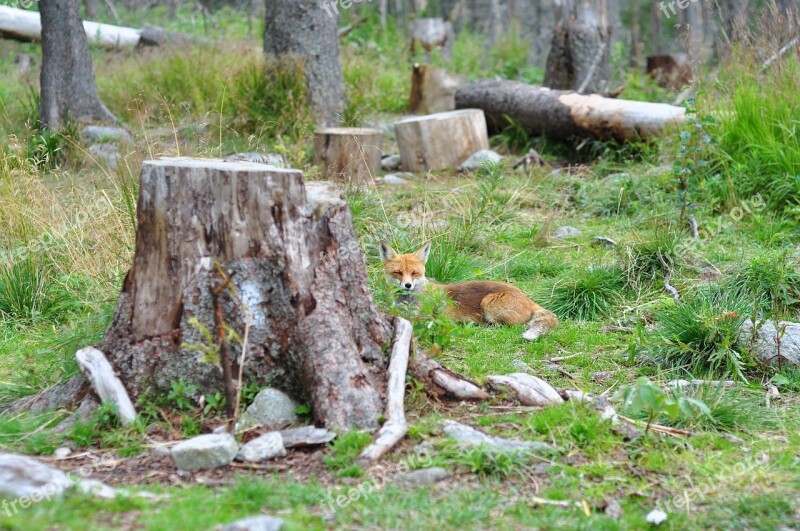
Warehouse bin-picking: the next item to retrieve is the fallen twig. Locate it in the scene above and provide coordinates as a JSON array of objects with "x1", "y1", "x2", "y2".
[
  {"x1": 618, "y1": 415, "x2": 692, "y2": 436},
  {"x1": 359, "y1": 318, "x2": 413, "y2": 464}
]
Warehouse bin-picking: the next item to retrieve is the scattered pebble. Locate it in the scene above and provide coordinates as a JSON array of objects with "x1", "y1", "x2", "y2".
[{"x1": 551, "y1": 226, "x2": 582, "y2": 239}]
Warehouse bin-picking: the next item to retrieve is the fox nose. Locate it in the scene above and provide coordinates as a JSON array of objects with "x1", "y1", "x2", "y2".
[{"x1": 404, "y1": 282, "x2": 412, "y2": 289}]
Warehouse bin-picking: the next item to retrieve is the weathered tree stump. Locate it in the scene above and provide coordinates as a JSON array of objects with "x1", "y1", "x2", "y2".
[
  {"x1": 394, "y1": 109, "x2": 489, "y2": 172},
  {"x1": 646, "y1": 54, "x2": 693, "y2": 89},
  {"x1": 313, "y1": 127, "x2": 382, "y2": 186},
  {"x1": 455, "y1": 79, "x2": 686, "y2": 141},
  {"x1": 101, "y1": 157, "x2": 393, "y2": 429},
  {"x1": 409, "y1": 64, "x2": 469, "y2": 114}
]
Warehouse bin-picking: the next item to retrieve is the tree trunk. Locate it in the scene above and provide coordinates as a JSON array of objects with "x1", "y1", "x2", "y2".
[
  {"x1": 264, "y1": 0, "x2": 344, "y2": 126},
  {"x1": 38, "y1": 0, "x2": 116, "y2": 130},
  {"x1": 313, "y1": 127, "x2": 382, "y2": 185},
  {"x1": 544, "y1": 0, "x2": 613, "y2": 94},
  {"x1": 394, "y1": 109, "x2": 489, "y2": 171},
  {"x1": 100, "y1": 158, "x2": 392, "y2": 430},
  {"x1": 455, "y1": 79, "x2": 685, "y2": 141}
]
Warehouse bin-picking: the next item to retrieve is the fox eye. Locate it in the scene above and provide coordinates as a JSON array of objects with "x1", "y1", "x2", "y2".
[
  {"x1": 392, "y1": 272, "x2": 403, "y2": 278},
  {"x1": 411, "y1": 272, "x2": 420, "y2": 278}
]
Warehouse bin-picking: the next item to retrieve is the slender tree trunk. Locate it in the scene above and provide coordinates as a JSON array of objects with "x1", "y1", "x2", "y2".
[
  {"x1": 264, "y1": 0, "x2": 344, "y2": 126},
  {"x1": 544, "y1": 0, "x2": 613, "y2": 94},
  {"x1": 39, "y1": 0, "x2": 116, "y2": 130}
]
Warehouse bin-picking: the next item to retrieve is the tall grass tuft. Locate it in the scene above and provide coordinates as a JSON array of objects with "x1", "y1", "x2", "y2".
[
  {"x1": 705, "y1": 56, "x2": 800, "y2": 217},
  {"x1": 727, "y1": 250, "x2": 800, "y2": 317},
  {"x1": 546, "y1": 266, "x2": 625, "y2": 321},
  {"x1": 643, "y1": 287, "x2": 753, "y2": 380},
  {"x1": 620, "y1": 230, "x2": 682, "y2": 291}
]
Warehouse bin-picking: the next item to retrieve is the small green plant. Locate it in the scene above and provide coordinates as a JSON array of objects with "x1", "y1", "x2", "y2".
[
  {"x1": 546, "y1": 266, "x2": 625, "y2": 321},
  {"x1": 203, "y1": 391, "x2": 227, "y2": 415},
  {"x1": 615, "y1": 377, "x2": 711, "y2": 433},
  {"x1": 323, "y1": 430, "x2": 372, "y2": 477},
  {"x1": 398, "y1": 286, "x2": 462, "y2": 352},
  {"x1": 167, "y1": 378, "x2": 199, "y2": 412},
  {"x1": 459, "y1": 445, "x2": 527, "y2": 479},
  {"x1": 672, "y1": 95, "x2": 716, "y2": 223},
  {"x1": 642, "y1": 287, "x2": 753, "y2": 379}
]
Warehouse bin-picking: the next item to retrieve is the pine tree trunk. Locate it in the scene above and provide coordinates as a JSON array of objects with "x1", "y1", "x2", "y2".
[
  {"x1": 544, "y1": 0, "x2": 613, "y2": 94},
  {"x1": 39, "y1": 0, "x2": 116, "y2": 130},
  {"x1": 100, "y1": 158, "x2": 392, "y2": 430},
  {"x1": 264, "y1": 0, "x2": 344, "y2": 126}
]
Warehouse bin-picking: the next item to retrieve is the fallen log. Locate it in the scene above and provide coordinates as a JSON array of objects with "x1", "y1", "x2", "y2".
[
  {"x1": 0, "y1": 6, "x2": 184, "y2": 49},
  {"x1": 455, "y1": 79, "x2": 686, "y2": 142}
]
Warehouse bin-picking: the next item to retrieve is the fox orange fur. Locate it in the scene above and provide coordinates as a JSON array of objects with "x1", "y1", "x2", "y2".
[{"x1": 380, "y1": 241, "x2": 558, "y2": 341}]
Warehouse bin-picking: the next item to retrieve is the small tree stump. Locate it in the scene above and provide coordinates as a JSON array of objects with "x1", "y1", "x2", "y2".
[
  {"x1": 101, "y1": 157, "x2": 393, "y2": 429},
  {"x1": 313, "y1": 127, "x2": 382, "y2": 186},
  {"x1": 395, "y1": 109, "x2": 489, "y2": 172},
  {"x1": 409, "y1": 64, "x2": 469, "y2": 114},
  {"x1": 408, "y1": 17, "x2": 453, "y2": 61}
]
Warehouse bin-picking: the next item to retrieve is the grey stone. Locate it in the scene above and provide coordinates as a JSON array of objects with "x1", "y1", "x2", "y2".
[
  {"x1": 381, "y1": 154, "x2": 402, "y2": 171},
  {"x1": 88, "y1": 143, "x2": 121, "y2": 170},
  {"x1": 395, "y1": 467, "x2": 450, "y2": 487},
  {"x1": 510, "y1": 359, "x2": 533, "y2": 373},
  {"x1": 551, "y1": 226, "x2": 582, "y2": 239},
  {"x1": 593, "y1": 236, "x2": 617, "y2": 248},
  {"x1": 222, "y1": 152, "x2": 289, "y2": 168},
  {"x1": 170, "y1": 433, "x2": 239, "y2": 471},
  {"x1": 81, "y1": 126, "x2": 132, "y2": 144},
  {"x1": 237, "y1": 389, "x2": 299, "y2": 431},
  {"x1": 76, "y1": 479, "x2": 117, "y2": 499},
  {"x1": 0, "y1": 453, "x2": 73, "y2": 499},
  {"x1": 278, "y1": 426, "x2": 336, "y2": 448},
  {"x1": 740, "y1": 320, "x2": 800, "y2": 366},
  {"x1": 53, "y1": 447, "x2": 72, "y2": 459},
  {"x1": 151, "y1": 445, "x2": 172, "y2": 459},
  {"x1": 413, "y1": 441, "x2": 435, "y2": 455},
  {"x1": 223, "y1": 515, "x2": 285, "y2": 531},
  {"x1": 458, "y1": 149, "x2": 502, "y2": 172},
  {"x1": 441, "y1": 420, "x2": 554, "y2": 453},
  {"x1": 236, "y1": 432, "x2": 286, "y2": 462},
  {"x1": 382, "y1": 173, "x2": 412, "y2": 185}
]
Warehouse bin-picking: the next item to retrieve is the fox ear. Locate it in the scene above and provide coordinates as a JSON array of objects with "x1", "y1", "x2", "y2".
[
  {"x1": 414, "y1": 241, "x2": 432, "y2": 263},
  {"x1": 379, "y1": 242, "x2": 397, "y2": 261}
]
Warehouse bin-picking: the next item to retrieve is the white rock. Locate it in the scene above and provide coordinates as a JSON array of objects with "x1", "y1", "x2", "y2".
[
  {"x1": 381, "y1": 154, "x2": 402, "y2": 171},
  {"x1": 551, "y1": 226, "x2": 582, "y2": 239},
  {"x1": 441, "y1": 420, "x2": 554, "y2": 453},
  {"x1": 278, "y1": 426, "x2": 336, "y2": 448},
  {"x1": 223, "y1": 515, "x2": 285, "y2": 531},
  {"x1": 53, "y1": 447, "x2": 72, "y2": 459},
  {"x1": 237, "y1": 389, "x2": 299, "y2": 432},
  {"x1": 458, "y1": 149, "x2": 502, "y2": 171},
  {"x1": 0, "y1": 453, "x2": 73, "y2": 499},
  {"x1": 170, "y1": 433, "x2": 239, "y2": 471},
  {"x1": 382, "y1": 173, "x2": 412, "y2": 185},
  {"x1": 76, "y1": 479, "x2": 117, "y2": 499},
  {"x1": 236, "y1": 432, "x2": 286, "y2": 462},
  {"x1": 739, "y1": 320, "x2": 800, "y2": 366},
  {"x1": 646, "y1": 509, "x2": 668, "y2": 525},
  {"x1": 395, "y1": 467, "x2": 450, "y2": 487},
  {"x1": 81, "y1": 126, "x2": 132, "y2": 144}
]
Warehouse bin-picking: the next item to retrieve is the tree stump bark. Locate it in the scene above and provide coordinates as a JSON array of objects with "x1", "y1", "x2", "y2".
[
  {"x1": 455, "y1": 79, "x2": 686, "y2": 141},
  {"x1": 313, "y1": 127, "x2": 382, "y2": 186},
  {"x1": 544, "y1": 0, "x2": 613, "y2": 94},
  {"x1": 409, "y1": 64, "x2": 469, "y2": 114},
  {"x1": 394, "y1": 109, "x2": 489, "y2": 172},
  {"x1": 101, "y1": 157, "x2": 392, "y2": 430}
]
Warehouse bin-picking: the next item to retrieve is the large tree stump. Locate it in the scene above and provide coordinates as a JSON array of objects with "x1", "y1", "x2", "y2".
[
  {"x1": 455, "y1": 79, "x2": 686, "y2": 141},
  {"x1": 395, "y1": 109, "x2": 489, "y2": 172},
  {"x1": 313, "y1": 127, "x2": 382, "y2": 186},
  {"x1": 101, "y1": 157, "x2": 392, "y2": 430}
]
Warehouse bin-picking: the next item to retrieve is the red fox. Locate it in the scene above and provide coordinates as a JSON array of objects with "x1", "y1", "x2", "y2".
[{"x1": 380, "y1": 241, "x2": 558, "y2": 341}]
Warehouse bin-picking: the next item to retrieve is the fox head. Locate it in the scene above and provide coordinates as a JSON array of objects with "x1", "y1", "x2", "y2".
[{"x1": 379, "y1": 241, "x2": 431, "y2": 293}]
